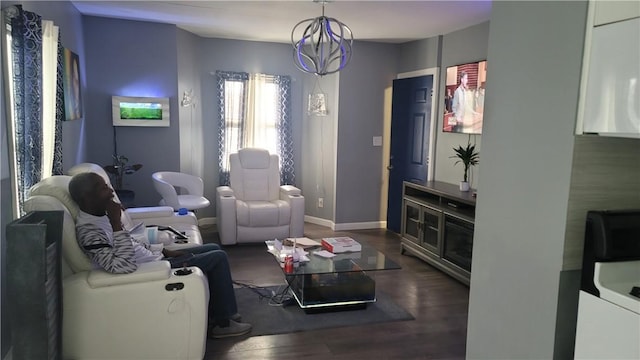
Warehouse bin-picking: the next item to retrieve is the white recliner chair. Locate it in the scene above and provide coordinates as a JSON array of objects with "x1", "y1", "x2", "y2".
[
  {"x1": 216, "y1": 148, "x2": 305, "y2": 245},
  {"x1": 23, "y1": 175, "x2": 208, "y2": 360},
  {"x1": 152, "y1": 171, "x2": 211, "y2": 211},
  {"x1": 68, "y1": 163, "x2": 203, "y2": 249}
]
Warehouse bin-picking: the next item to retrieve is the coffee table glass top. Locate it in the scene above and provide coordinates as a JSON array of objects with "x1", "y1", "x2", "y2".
[{"x1": 266, "y1": 240, "x2": 401, "y2": 275}]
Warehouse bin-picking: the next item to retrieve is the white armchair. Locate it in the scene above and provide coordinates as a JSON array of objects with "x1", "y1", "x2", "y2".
[
  {"x1": 152, "y1": 171, "x2": 211, "y2": 211},
  {"x1": 216, "y1": 148, "x2": 305, "y2": 245},
  {"x1": 23, "y1": 175, "x2": 208, "y2": 360},
  {"x1": 68, "y1": 163, "x2": 203, "y2": 249}
]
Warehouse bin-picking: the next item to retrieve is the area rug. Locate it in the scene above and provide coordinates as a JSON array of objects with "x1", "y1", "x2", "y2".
[{"x1": 234, "y1": 285, "x2": 415, "y2": 336}]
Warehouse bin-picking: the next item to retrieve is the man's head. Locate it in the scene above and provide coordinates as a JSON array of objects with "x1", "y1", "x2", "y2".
[
  {"x1": 460, "y1": 71, "x2": 468, "y2": 87},
  {"x1": 69, "y1": 172, "x2": 114, "y2": 214}
]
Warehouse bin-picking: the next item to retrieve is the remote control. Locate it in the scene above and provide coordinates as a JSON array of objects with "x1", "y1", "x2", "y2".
[{"x1": 149, "y1": 225, "x2": 189, "y2": 240}]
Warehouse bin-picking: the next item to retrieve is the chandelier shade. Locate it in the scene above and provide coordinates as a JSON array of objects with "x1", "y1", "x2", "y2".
[{"x1": 291, "y1": 3, "x2": 353, "y2": 76}]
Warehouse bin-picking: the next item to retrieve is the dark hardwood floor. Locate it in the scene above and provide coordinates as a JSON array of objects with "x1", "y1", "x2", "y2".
[{"x1": 202, "y1": 223, "x2": 469, "y2": 359}]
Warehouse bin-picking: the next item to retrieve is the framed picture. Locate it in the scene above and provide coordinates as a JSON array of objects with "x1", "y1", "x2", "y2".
[{"x1": 63, "y1": 48, "x2": 83, "y2": 121}]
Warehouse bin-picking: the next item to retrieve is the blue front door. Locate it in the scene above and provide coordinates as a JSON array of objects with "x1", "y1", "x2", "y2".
[{"x1": 387, "y1": 75, "x2": 433, "y2": 233}]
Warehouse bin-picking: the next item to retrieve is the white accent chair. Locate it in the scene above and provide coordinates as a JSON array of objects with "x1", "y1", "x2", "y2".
[
  {"x1": 23, "y1": 175, "x2": 208, "y2": 360},
  {"x1": 216, "y1": 148, "x2": 305, "y2": 245},
  {"x1": 68, "y1": 163, "x2": 203, "y2": 249},
  {"x1": 152, "y1": 171, "x2": 211, "y2": 211}
]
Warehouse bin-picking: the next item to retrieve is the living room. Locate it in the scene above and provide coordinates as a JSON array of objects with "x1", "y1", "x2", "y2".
[{"x1": 2, "y1": 1, "x2": 639, "y2": 359}]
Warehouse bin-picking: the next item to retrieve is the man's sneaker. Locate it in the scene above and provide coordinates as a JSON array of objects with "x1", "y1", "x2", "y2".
[
  {"x1": 230, "y1": 313, "x2": 242, "y2": 322},
  {"x1": 209, "y1": 320, "x2": 252, "y2": 339}
]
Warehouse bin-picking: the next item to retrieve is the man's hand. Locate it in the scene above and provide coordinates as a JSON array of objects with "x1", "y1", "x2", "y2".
[
  {"x1": 162, "y1": 248, "x2": 188, "y2": 258},
  {"x1": 106, "y1": 200, "x2": 124, "y2": 231}
]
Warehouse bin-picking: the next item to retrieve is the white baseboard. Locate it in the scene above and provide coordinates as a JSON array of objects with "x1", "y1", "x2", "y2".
[
  {"x1": 208, "y1": 216, "x2": 387, "y2": 232},
  {"x1": 334, "y1": 221, "x2": 387, "y2": 231},
  {"x1": 198, "y1": 217, "x2": 216, "y2": 227},
  {"x1": 304, "y1": 215, "x2": 334, "y2": 229},
  {"x1": 304, "y1": 216, "x2": 387, "y2": 231}
]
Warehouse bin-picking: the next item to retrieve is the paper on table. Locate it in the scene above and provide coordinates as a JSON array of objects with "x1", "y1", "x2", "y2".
[
  {"x1": 313, "y1": 250, "x2": 337, "y2": 258},
  {"x1": 284, "y1": 237, "x2": 321, "y2": 248},
  {"x1": 265, "y1": 240, "x2": 311, "y2": 262}
]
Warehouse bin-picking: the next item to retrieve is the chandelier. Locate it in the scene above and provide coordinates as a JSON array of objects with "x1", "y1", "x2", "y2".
[{"x1": 291, "y1": 1, "x2": 353, "y2": 76}]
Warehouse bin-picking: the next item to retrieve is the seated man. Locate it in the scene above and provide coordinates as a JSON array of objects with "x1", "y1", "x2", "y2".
[{"x1": 68, "y1": 172, "x2": 251, "y2": 338}]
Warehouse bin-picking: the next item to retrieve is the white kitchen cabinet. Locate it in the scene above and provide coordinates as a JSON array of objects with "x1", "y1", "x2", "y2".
[
  {"x1": 593, "y1": 0, "x2": 640, "y2": 26},
  {"x1": 577, "y1": 2, "x2": 640, "y2": 138}
]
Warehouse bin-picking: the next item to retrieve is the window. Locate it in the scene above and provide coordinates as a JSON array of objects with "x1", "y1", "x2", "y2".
[
  {"x1": 216, "y1": 71, "x2": 294, "y2": 186},
  {"x1": 2, "y1": 6, "x2": 64, "y2": 217}
]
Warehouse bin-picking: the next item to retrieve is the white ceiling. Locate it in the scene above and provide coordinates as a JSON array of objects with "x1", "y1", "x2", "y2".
[{"x1": 71, "y1": 1, "x2": 492, "y2": 44}]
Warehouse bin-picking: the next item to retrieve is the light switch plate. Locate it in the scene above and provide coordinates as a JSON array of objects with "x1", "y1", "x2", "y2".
[{"x1": 373, "y1": 136, "x2": 382, "y2": 146}]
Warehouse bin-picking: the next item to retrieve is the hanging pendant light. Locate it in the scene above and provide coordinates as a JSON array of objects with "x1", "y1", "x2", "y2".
[{"x1": 291, "y1": 1, "x2": 353, "y2": 76}]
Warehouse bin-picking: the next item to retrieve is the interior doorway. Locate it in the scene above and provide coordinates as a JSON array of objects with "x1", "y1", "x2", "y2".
[{"x1": 386, "y1": 68, "x2": 438, "y2": 233}]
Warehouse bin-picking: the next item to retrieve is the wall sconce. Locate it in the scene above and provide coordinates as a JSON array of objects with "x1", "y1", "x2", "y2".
[{"x1": 181, "y1": 89, "x2": 197, "y2": 108}]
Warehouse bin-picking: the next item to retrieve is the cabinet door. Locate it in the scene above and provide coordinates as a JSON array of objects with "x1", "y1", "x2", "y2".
[
  {"x1": 420, "y1": 206, "x2": 442, "y2": 254},
  {"x1": 594, "y1": 1, "x2": 640, "y2": 26},
  {"x1": 582, "y1": 17, "x2": 640, "y2": 137},
  {"x1": 402, "y1": 200, "x2": 421, "y2": 244},
  {"x1": 443, "y1": 215, "x2": 474, "y2": 272}
]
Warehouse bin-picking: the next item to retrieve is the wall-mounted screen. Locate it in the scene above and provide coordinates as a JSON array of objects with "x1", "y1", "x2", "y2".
[
  {"x1": 112, "y1": 96, "x2": 170, "y2": 127},
  {"x1": 443, "y1": 60, "x2": 487, "y2": 134}
]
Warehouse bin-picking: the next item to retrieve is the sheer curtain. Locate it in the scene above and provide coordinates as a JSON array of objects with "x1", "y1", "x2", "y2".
[
  {"x1": 2, "y1": 5, "x2": 64, "y2": 217},
  {"x1": 41, "y1": 20, "x2": 59, "y2": 179},
  {"x1": 216, "y1": 71, "x2": 294, "y2": 186}
]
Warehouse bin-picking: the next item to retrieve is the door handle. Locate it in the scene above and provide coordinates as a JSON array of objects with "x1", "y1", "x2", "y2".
[{"x1": 387, "y1": 165, "x2": 393, "y2": 170}]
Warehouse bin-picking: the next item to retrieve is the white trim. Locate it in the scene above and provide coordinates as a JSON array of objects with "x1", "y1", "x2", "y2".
[
  {"x1": 334, "y1": 221, "x2": 387, "y2": 231},
  {"x1": 303, "y1": 216, "x2": 387, "y2": 231},
  {"x1": 395, "y1": 67, "x2": 439, "y2": 181},
  {"x1": 198, "y1": 217, "x2": 216, "y2": 227},
  {"x1": 575, "y1": 0, "x2": 596, "y2": 135},
  {"x1": 304, "y1": 215, "x2": 334, "y2": 229},
  {"x1": 206, "y1": 216, "x2": 387, "y2": 232},
  {"x1": 331, "y1": 72, "x2": 340, "y2": 228}
]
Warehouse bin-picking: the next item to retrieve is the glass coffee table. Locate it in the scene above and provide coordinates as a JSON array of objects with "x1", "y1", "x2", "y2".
[{"x1": 267, "y1": 240, "x2": 401, "y2": 311}]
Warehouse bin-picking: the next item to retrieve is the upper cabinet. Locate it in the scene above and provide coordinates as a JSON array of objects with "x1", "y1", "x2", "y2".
[
  {"x1": 576, "y1": 1, "x2": 640, "y2": 138},
  {"x1": 593, "y1": 0, "x2": 640, "y2": 26}
]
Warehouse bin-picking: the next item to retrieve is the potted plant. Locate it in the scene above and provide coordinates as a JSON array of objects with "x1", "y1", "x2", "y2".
[
  {"x1": 104, "y1": 155, "x2": 142, "y2": 206},
  {"x1": 450, "y1": 141, "x2": 479, "y2": 192}
]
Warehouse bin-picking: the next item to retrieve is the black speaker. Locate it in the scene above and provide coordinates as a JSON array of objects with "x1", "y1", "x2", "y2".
[{"x1": 6, "y1": 211, "x2": 63, "y2": 360}]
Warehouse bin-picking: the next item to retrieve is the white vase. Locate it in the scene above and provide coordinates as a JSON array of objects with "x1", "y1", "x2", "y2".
[{"x1": 459, "y1": 181, "x2": 470, "y2": 192}]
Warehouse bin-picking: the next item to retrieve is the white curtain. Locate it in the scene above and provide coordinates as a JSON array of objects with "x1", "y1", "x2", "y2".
[
  {"x1": 244, "y1": 73, "x2": 278, "y2": 156},
  {"x1": 41, "y1": 20, "x2": 59, "y2": 179}
]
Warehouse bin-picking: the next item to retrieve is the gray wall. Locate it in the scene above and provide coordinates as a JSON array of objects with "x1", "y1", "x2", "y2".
[
  {"x1": 82, "y1": 16, "x2": 180, "y2": 207},
  {"x1": 397, "y1": 36, "x2": 440, "y2": 73},
  {"x1": 301, "y1": 73, "x2": 338, "y2": 221},
  {"x1": 466, "y1": 2, "x2": 588, "y2": 359},
  {"x1": 176, "y1": 28, "x2": 207, "y2": 215},
  {"x1": 335, "y1": 41, "x2": 398, "y2": 224}
]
